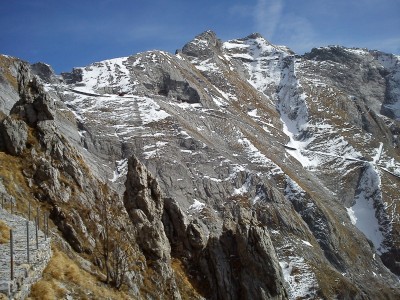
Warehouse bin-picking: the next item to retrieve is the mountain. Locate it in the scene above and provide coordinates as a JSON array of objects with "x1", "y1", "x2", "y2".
[{"x1": 0, "y1": 30, "x2": 399, "y2": 299}]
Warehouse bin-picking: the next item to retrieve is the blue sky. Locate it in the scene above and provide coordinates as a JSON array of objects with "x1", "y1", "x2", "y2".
[{"x1": 1, "y1": 0, "x2": 399, "y2": 73}]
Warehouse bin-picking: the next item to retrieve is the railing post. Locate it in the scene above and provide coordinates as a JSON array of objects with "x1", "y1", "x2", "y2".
[
  {"x1": 36, "y1": 207, "x2": 40, "y2": 230},
  {"x1": 44, "y1": 213, "x2": 47, "y2": 240},
  {"x1": 46, "y1": 212, "x2": 49, "y2": 238},
  {"x1": 26, "y1": 220, "x2": 30, "y2": 264},
  {"x1": 10, "y1": 229, "x2": 14, "y2": 281},
  {"x1": 35, "y1": 216, "x2": 39, "y2": 250}
]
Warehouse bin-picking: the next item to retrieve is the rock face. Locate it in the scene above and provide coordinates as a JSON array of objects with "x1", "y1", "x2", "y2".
[
  {"x1": 0, "y1": 55, "x2": 20, "y2": 115},
  {"x1": 124, "y1": 156, "x2": 171, "y2": 261},
  {"x1": 12, "y1": 64, "x2": 55, "y2": 125},
  {"x1": 0, "y1": 116, "x2": 28, "y2": 155},
  {"x1": 1, "y1": 31, "x2": 400, "y2": 299}
]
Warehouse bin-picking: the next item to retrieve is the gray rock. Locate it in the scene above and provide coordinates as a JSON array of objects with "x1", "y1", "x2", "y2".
[
  {"x1": 61, "y1": 68, "x2": 83, "y2": 84},
  {"x1": 124, "y1": 156, "x2": 170, "y2": 261},
  {"x1": 50, "y1": 205, "x2": 84, "y2": 253},
  {"x1": 0, "y1": 116, "x2": 28, "y2": 155},
  {"x1": 0, "y1": 55, "x2": 20, "y2": 115},
  {"x1": 11, "y1": 63, "x2": 55, "y2": 125},
  {"x1": 31, "y1": 62, "x2": 60, "y2": 84}
]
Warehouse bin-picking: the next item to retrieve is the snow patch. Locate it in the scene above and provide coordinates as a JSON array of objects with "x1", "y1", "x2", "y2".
[
  {"x1": 301, "y1": 240, "x2": 313, "y2": 247},
  {"x1": 372, "y1": 142, "x2": 383, "y2": 164},
  {"x1": 187, "y1": 199, "x2": 206, "y2": 215},
  {"x1": 237, "y1": 137, "x2": 283, "y2": 176},
  {"x1": 137, "y1": 97, "x2": 170, "y2": 124},
  {"x1": 109, "y1": 158, "x2": 128, "y2": 182},
  {"x1": 347, "y1": 164, "x2": 387, "y2": 254},
  {"x1": 279, "y1": 256, "x2": 318, "y2": 299},
  {"x1": 247, "y1": 108, "x2": 258, "y2": 117}
]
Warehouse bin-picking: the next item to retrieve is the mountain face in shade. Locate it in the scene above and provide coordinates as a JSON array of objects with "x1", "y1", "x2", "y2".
[{"x1": 0, "y1": 31, "x2": 400, "y2": 299}]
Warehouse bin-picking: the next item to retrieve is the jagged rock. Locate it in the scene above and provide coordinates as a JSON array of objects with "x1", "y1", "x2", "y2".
[
  {"x1": 33, "y1": 157, "x2": 61, "y2": 193},
  {"x1": 11, "y1": 64, "x2": 55, "y2": 125},
  {"x1": 124, "y1": 156, "x2": 170, "y2": 261},
  {"x1": 50, "y1": 206, "x2": 84, "y2": 253},
  {"x1": 60, "y1": 68, "x2": 83, "y2": 84},
  {"x1": 31, "y1": 62, "x2": 60, "y2": 84},
  {"x1": 187, "y1": 221, "x2": 208, "y2": 250},
  {"x1": 181, "y1": 30, "x2": 223, "y2": 60},
  {"x1": 0, "y1": 116, "x2": 28, "y2": 155},
  {"x1": 124, "y1": 156, "x2": 183, "y2": 298}
]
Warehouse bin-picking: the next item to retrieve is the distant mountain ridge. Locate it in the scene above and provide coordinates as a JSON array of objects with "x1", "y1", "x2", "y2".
[{"x1": 0, "y1": 30, "x2": 399, "y2": 299}]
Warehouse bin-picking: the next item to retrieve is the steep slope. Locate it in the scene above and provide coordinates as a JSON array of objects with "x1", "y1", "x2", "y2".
[{"x1": 0, "y1": 30, "x2": 400, "y2": 299}]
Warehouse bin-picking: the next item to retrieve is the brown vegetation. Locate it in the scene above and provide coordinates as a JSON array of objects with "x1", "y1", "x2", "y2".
[
  {"x1": 0, "y1": 220, "x2": 10, "y2": 244},
  {"x1": 28, "y1": 247, "x2": 131, "y2": 300},
  {"x1": 171, "y1": 258, "x2": 204, "y2": 300},
  {"x1": 0, "y1": 56, "x2": 18, "y2": 89}
]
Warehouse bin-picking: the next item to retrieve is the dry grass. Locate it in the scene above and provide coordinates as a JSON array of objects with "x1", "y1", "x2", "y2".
[
  {"x1": 0, "y1": 220, "x2": 10, "y2": 244},
  {"x1": 29, "y1": 280, "x2": 66, "y2": 300},
  {"x1": 0, "y1": 293, "x2": 8, "y2": 300},
  {"x1": 29, "y1": 247, "x2": 131, "y2": 300},
  {"x1": 0, "y1": 56, "x2": 18, "y2": 89},
  {"x1": 0, "y1": 145, "x2": 34, "y2": 232},
  {"x1": 311, "y1": 263, "x2": 359, "y2": 299},
  {"x1": 171, "y1": 259, "x2": 203, "y2": 300}
]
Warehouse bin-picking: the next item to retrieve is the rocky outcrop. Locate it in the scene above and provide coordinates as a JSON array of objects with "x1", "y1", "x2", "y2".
[
  {"x1": 181, "y1": 30, "x2": 223, "y2": 60},
  {"x1": 31, "y1": 62, "x2": 60, "y2": 85},
  {"x1": 60, "y1": 68, "x2": 83, "y2": 85},
  {"x1": 0, "y1": 55, "x2": 20, "y2": 115},
  {"x1": 198, "y1": 207, "x2": 288, "y2": 300},
  {"x1": 11, "y1": 63, "x2": 55, "y2": 125},
  {"x1": 0, "y1": 116, "x2": 28, "y2": 155},
  {"x1": 124, "y1": 156, "x2": 182, "y2": 299},
  {"x1": 124, "y1": 156, "x2": 170, "y2": 261}
]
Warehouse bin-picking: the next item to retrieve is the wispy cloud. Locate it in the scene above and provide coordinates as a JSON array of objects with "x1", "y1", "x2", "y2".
[
  {"x1": 276, "y1": 14, "x2": 317, "y2": 53},
  {"x1": 254, "y1": 0, "x2": 283, "y2": 39},
  {"x1": 229, "y1": 4, "x2": 253, "y2": 18},
  {"x1": 249, "y1": 0, "x2": 317, "y2": 52}
]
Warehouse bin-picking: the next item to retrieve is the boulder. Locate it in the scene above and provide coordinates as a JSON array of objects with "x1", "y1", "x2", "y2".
[{"x1": 0, "y1": 116, "x2": 28, "y2": 155}]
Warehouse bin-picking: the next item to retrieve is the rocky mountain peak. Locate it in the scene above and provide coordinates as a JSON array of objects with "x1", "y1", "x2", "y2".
[
  {"x1": 181, "y1": 30, "x2": 223, "y2": 59},
  {"x1": 245, "y1": 32, "x2": 264, "y2": 40},
  {"x1": 31, "y1": 62, "x2": 60, "y2": 84}
]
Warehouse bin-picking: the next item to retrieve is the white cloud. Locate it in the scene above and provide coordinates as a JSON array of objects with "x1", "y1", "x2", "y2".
[
  {"x1": 254, "y1": 0, "x2": 283, "y2": 39},
  {"x1": 247, "y1": 0, "x2": 317, "y2": 53},
  {"x1": 229, "y1": 4, "x2": 253, "y2": 18},
  {"x1": 275, "y1": 14, "x2": 317, "y2": 53}
]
